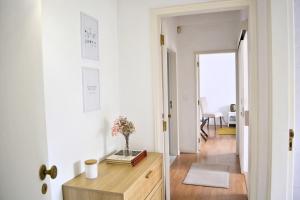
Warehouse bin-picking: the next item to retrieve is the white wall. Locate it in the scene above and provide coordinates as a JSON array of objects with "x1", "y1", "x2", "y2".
[
  {"x1": 41, "y1": 0, "x2": 121, "y2": 199},
  {"x1": 199, "y1": 52, "x2": 236, "y2": 123},
  {"x1": 176, "y1": 12, "x2": 241, "y2": 152},
  {"x1": 294, "y1": 0, "x2": 300, "y2": 199},
  {"x1": 162, "y1": 18, "x2": 178, "y2": 53}
]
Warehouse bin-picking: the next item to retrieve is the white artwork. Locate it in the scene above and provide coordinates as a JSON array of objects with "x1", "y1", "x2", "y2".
[
  {"x1": 82, "y1": 67, "x2": 100, "y2": 112},
  {"x1": 81, "y1": 13, "x2": 99, "y2": 61}
]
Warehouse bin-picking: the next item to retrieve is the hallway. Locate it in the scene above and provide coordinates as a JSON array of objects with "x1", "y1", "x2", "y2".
[{"x1": 170, "y1": 128, "x2": 247, "y2": 200}]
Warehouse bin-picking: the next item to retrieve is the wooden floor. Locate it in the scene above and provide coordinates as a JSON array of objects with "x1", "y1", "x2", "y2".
[{"x1": 170, "y1": 126, "x2": 248, "y2": 200}]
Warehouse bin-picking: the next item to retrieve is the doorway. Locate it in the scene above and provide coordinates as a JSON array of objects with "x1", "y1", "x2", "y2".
[
  {"x1": 196, "y1": 51, "x2": 237, "y2": 141},
  {"x1": 187, "y1": 50, "x2": 247, "y2": 200},
  {"x1": 161, "y1": 9, "x2": 248, "y2": 200}
]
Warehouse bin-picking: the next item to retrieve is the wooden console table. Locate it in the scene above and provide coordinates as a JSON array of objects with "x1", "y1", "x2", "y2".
[{"x1": 63, "y1": 152, "x2": 163, "y2": 200}]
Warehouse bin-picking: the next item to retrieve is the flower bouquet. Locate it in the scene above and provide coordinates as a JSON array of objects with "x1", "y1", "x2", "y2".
[{"x1": 112, "y1": 116, "x2": 135, "y2": 156}]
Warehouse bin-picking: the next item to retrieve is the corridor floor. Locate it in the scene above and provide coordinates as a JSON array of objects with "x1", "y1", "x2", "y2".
[{"x1": 170, "y1": 127, "x2": 248, "y2": 200}]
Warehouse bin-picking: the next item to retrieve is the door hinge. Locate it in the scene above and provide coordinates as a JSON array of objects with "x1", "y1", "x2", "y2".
[
  {"x1": 163, "y1": 120, "x2": 167, "y2": 132},
  {"x1": 160, "y1": 34, "x2": 165, "y2": 46},
  {"x1": 197, "y1": 100, "x2": 200, "y2": 106},
  {"x1": 289, "y1": 129, "x2": 294, "y2": 151},
  {"x1": 197, "y1": 62, "x2": 199, "y2": 67}
]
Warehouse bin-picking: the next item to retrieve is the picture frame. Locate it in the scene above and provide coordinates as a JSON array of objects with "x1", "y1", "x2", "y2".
[{"x1": 80, "y1": 13, "x2": 99, "y2": 61}]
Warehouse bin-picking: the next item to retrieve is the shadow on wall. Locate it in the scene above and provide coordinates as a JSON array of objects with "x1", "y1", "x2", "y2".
[
  {"x1": 73, "y1": 161, "x2": 82, "y2": 177},
  {"x1": 99, "y1": 117, "x2": 110, "y2": 155}
]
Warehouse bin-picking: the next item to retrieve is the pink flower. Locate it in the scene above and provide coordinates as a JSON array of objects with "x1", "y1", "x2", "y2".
[{"x1": 111, "y1": 116, "x2": 135, "y2": 136}]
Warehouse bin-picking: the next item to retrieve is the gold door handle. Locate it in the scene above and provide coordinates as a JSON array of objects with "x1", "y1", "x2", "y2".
[
  {"x1": 39, "y1": 165, "x2": 57, "y2": 180},
  {"x1": 145, "y1": 170, "x2": 153, "y2": 179},
  {"x1": 289, "y1": 129, "x2": 294, "y2": 151}
]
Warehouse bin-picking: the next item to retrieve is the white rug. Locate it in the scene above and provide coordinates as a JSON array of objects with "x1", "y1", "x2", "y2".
[{"x1": 183, "y1": 163, "x2": 230, "y2": 188}]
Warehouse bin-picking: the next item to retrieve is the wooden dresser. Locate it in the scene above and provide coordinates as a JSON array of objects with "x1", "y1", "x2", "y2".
[{"x1": 63, "y1": 152, "x2": 163, "y2": 200}]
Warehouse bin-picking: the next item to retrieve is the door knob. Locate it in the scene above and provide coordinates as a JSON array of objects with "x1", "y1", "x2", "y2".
[
  {"x1": 289, "y1": 129, "x2": 294, "y2": 151},
  {"x1": 39, "y1": 165, "x2": 57, "y2": 180}
]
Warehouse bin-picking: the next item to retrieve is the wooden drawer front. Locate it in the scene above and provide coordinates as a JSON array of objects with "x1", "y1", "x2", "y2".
[
  {"x1": 145, "y1": 180, "x2": 163, "y2": 200},
  {"x1": 125, "y1": 159, "x2": 162, "y2": 200},
  {"x1": 63, "y1": 187, "x2": 123, "y2": 200},
  {"x1": 150, "y1": 182, "x2": 163, "y2": 200}
]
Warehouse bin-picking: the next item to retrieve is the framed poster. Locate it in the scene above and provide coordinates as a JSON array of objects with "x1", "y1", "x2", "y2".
[
  {"x1": 82, "y1": 67, "x2": 100, "y2": 112},
  {"x1": 80, "y1": 13, "x2": 99, "y2": 61}
]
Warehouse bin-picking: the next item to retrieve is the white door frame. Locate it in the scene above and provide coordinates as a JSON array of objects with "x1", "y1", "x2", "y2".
[{"x1": 150, "y1": 0, "x2": 295, "y2": 199}]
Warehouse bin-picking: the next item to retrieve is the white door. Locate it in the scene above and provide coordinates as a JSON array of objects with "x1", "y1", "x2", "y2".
[
  {"x1": 293, "y1": 0, "x2": 300, "y2": 199},
  {"x1": 195, "y1": 54, "x2": 201, "y2": 151},
  {"x1": 238, "y1": 38, "x2": 244, "y2": 174},
  {"x1": 162, "y1": 44, "x2": 171, "y2": 200},
  {"x1": 238, "y1": 32, "x2": 249, "y2": 179},
  {"x1": 269, "y1": 0, "x2": 295, "y2": 199},
  {"x1": 167, "y1": 50, "x2": 179, "y2": 157},
  {"x1": 0, "y1": 1, "x2": 52, "y2": 199}
]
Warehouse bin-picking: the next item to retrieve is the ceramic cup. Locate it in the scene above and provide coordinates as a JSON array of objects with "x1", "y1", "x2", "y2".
[{"x1": 84, "y1": 159, "x2": 98, "y2": 179}]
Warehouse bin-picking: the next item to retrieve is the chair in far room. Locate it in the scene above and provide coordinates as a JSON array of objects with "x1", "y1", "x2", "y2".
[{"x1": 199, "y1": 97, "x2": 225, "y2": 132}]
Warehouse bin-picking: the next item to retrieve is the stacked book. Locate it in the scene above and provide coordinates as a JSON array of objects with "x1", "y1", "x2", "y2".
[{"x1": 106, "y1": 150, "x2": 147, "y2": 166}]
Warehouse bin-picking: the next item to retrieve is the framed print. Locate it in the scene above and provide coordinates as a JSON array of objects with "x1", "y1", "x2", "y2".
[
  {"x1": 80, "y1": 13, "x2": 99, "y2": 61},
  {"x1": 82, "y1": 67, "x2": 100, "y2": 112}
]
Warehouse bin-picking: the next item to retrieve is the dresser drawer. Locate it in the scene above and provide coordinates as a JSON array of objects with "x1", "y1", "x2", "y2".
[
  {"x1": 146, "y1": 180, "x2": 163, "y2": 200},
  {"x1": 125, "y1": 158, "x2": 162, "y2": 200}
]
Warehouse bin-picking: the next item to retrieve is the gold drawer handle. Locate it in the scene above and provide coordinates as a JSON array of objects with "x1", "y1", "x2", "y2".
[{"x1": 145, "y1": 170, "x2": 153, "y2": 179}]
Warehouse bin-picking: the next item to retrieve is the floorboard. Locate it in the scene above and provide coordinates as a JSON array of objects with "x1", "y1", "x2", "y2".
[{"x1": 170, "y1": 126, "x2": 248, "y2": 200}]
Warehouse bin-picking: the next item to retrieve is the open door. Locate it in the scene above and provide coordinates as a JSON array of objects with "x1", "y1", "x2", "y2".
[
  {"x1": 0, "y1": 1, "x2": 52, "y2": 199},
  {"x1": 167, "y1": 50, "x2": 180, "y2": 158},
  {"x1": 293, "y1": 1, "x2": 300, "y2": 199},
  {"x1": 238, "y1": 30, "x2": 249, "y2": 187},
  {"x1": 195, "y1": 54, "x2": 201, "y2": 152},
  {"x1": 286, "y1": 1, "x2": 296, "y2": 199},
  {"x1": 269, "y1": 0, "x2": 295, "y2": 199}
]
